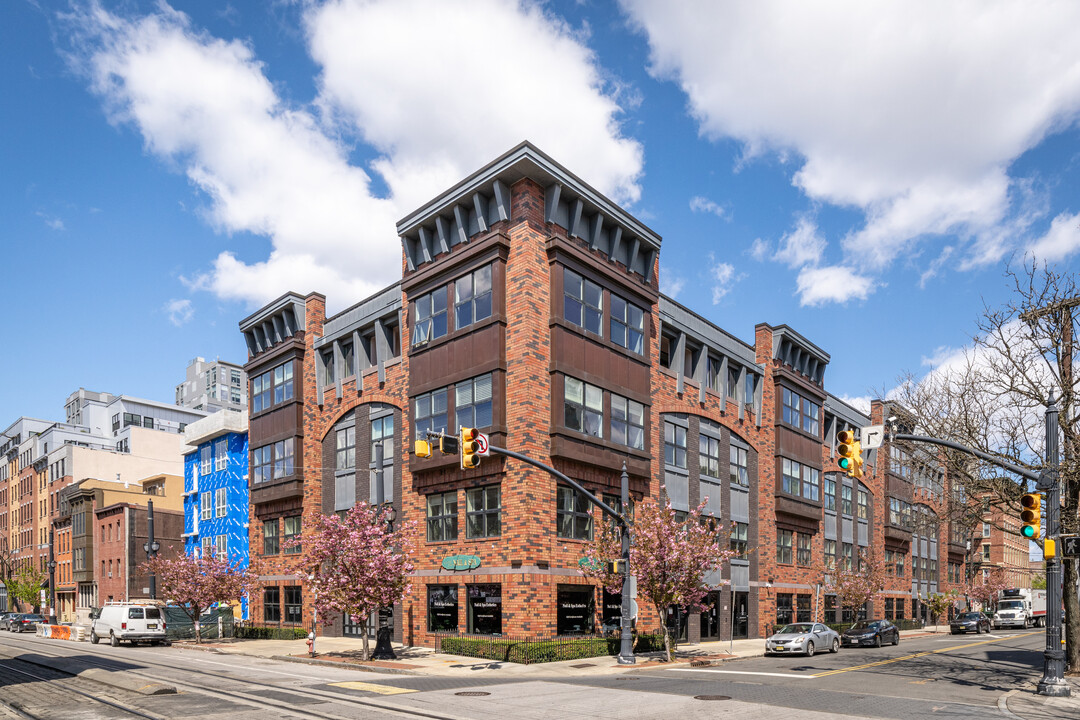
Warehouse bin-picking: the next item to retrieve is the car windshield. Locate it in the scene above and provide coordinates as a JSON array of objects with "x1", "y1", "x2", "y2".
[
  {"x1": 999, "y1": 601, "x2": 1023, "y2": 609},
  {"x1": 848, "y1": 621, "x2": 879, "y2": 631},
  {"x1": 776, "y1": 624, "x2": 813, "y2": 635},
  {"x1": 959, "y1": 613, "x2": 982, "y2": 620}
]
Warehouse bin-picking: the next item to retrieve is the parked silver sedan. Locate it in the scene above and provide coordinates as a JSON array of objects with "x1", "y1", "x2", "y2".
[{"x1": 765, "y1": 622, "x2": 841, "y2": 656}]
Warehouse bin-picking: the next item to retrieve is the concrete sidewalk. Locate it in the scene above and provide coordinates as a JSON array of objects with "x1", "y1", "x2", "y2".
[{"x1": 1002, "y1": 679, "x2": 1080, "y2": 720}]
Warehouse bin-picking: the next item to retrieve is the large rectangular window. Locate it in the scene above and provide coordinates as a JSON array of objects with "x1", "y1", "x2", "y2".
[
  {"x1": 263, "y1": 587, "x2": 281, "y2": 623},
  {"x1": 563, "y1": 268, "x2": 602, "y2": 335},
  {"x1": 564, "y1": 377, "x2": 603, "y2": 438},
  {"x1": 321, "y1": 350, "x2": 335, "y2": 385},
  {"x1": 273, "y1": 438, "x2": 294, "y2": 479},
  {"x1": 699, "y1": 435, "x2": 721, "y2": 479},
  {"x1": 428, "y1": 585, "x2": 459, "y2": 632},
  {"x1": 200, "y1": 492, "x2": 211, "y2": 520},
  {"x1": 781, "y1": 458, "x2": 802, "y2": 496},
  {"x1": 858, "y1": 489, "x2": 869, "y2": 520},
  {"x1": 803, "y1": 467, "x2": 820, "y2": 502},
  {"x1": 413, "y1": 287, "x2": 448, "y2": 346},
  {"x1": 610, "y1": 394, "x2": 644, "y2": 450},
  {"x1": 777, "y1": 529, "x2": 793, "y2": 564},
  {"x1": 609, "y1": 294, "x2": 644, "y2": 354},
  {"x1": 465, "y1": 486, "x2": 500, "y2": 539},
  {"x1": 841, "y1": 485, "x2": 853, "y2": 516},
  {"x1": 273, "y1": 362, "x2": 294, "y2": 404},
  {"x1": 825, "y1": 477, "x2": 837, "y2": 511},
  {"x1": 201, "y1": 446, "x2": 212, "y2": 476},
  {"x1": 454, "y1": 264, "x2": 492, "y2": 330},
  {"x1": 426, "y1": 492, "x2": 458, "y2": 542},
  {"x1": 284, "y1": 586, "x2": 302, "y2": 624},
  {"x1": 215, "y1": 487, "x2": 227, "y2": 518},
  {"x1": 776, "y1": 593, "x2": 793, "y2": 625},
  {"x1": 556, "y1": 486, "x2": 594, "y2": 540},
  {"x1": 455, "y1": 374, "x2": 493, "y2": 429},
  {"x1": 341, "y1": 342, "x2": 355, "y2": 378},
  {"x1": 797, "y1": 533, "x2": 811, "y2": 566},
  {"x1": 730, "y1": 522, "x2": 748, "y2": 559},
  {"x1": 781, "y1": 388, "x2": 800, "y2": 426},
  {"x1": 415, "y1": 388, "x2": 448, "y2": 440},
  {"x1": 825, "y1": 539, "x2": 837, "y2": 569},
  {"x1": 556, "y1": 585, "x2": 595, "y2": 636},
  {"x1": 664, "y1": 422, "x2": 687, "y2": 468},
  {"x1": 467, "y1": 584, "x2": 502, "y2": 635},
  {"x1": 263, "y1": 519, "x2": 279, "y2": 555},
  {"x1": 729, "y1": 445, "x2": 749, "y2": 486},
  {"x1": 215, "y1": 439, "x2": 227, "y2": 472},
  {"x1": 283, "y1": 516, "x2": 301, "y2": 555},
  {"x1": 336, "y1": 427, "x2": 355, "y2": 470},
  {"x1": 252, "y1": 361, "x2": 293, "y2": 413}
]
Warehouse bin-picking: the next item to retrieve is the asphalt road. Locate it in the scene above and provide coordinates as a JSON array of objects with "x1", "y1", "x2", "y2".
[{"x1": 0, "y1": 629, "x2": 1048, "y2": 720}]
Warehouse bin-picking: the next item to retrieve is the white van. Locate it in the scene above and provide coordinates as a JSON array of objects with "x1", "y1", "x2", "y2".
[{"x1": 90, "y1": 603, "x2": 167, "y2": 646}]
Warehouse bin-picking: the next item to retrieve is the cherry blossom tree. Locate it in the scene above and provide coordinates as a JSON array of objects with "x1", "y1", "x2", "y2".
[
  {"x1": 141, "y1": 552, "x2": 257, "y2": 644},
  {"x1": 582, "y1": 498, "x2": 735, "y2": 662},
  {"x1": 287, "y1": 503, "x2": 416, "y2": 661},
  {"x1": 965, "y1": 567, "x2": 1012, "y2": 611},
  {"x1": 819, "y1": 550, "x2": 887, "y2": 626}
]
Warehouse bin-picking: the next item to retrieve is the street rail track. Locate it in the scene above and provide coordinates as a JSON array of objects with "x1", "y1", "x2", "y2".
[
  {"x1": 0, "y1": 655, "x2": 166, "y2": 720},
  {"x1": 0, "y1": 635, "x2": 457, "y2": 720}
]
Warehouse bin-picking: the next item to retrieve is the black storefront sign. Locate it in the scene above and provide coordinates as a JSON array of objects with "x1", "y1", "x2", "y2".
[
  {"x1": 557, "y1": 586, "x2": 595, "y2": 636},
  {"x1": 428, "y1": 585, "x2": 458, "y2": 632},
  {"x1": 601, "y1": 588, "x2": 622, "y2": 633},
  {"x1": 467, "y1": 584, "x2": 502, "y2": 635}
]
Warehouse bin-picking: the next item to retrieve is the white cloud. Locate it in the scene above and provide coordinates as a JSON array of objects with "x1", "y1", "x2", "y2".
[
  {"x1": 164, "y1": 298, "x2": 194, "y2": 326},
  {"x1": 919, "y1": 246, "x2": 954, "y2": 288},
  {"x1": 1027, "y1": 211, "x2": 1080, "y2": 262},
  {"x1": 67, "y1": 1, "x2": 642, "y2": 310},
  {"x1": 307, "y1": 0, "x2": 643, "y2": 211},
  {"x1": 773, "y1": 216, "x2": 825, "y2": 269},
  {"x1": 621, "y1": 0, "x2": 1080, "y2": 282},
  {"x1": 748, "y1": 237, "x2": 769, "y2": 261},
  {"x1": 794, "y1": 265, "x2": 874, "y2": 307},
  {"x1": 660, "y1": 274, "x2": 684, "y2": 298},
  {"x1": 710, "y1": 261, "x2": 738, "y2": 303},
  {"x1": 836, "y1": 395, "x2": 871, "y2": 415},
  {"x1": 921, "y1": 345, "x2": 964, "y2": 369},
  {"x1": 689, "y1": 195, "x2": 725, "y2": 218},
  {"x1": 35, "y1": 211, "x2": 65, "y2": 231}
]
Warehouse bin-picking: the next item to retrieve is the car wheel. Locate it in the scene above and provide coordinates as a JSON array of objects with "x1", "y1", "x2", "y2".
[
  {"x1": 806, "y1": 641, "x2": 815, "y2": 657},
  {"x1": 975, "y1": 624, "x2": 981, "y2": 635},
  {"x1": 831, "y1": 638, "x2": 840, "y2": 653},
  {"x1": 110, "y1": 633, "x2": 119, "y2": 647},
  {"x1": 892, "y1": 632, "x2": 899, "y2": 646},
  {"x1": 90, "y1": 630, "x2": 99, "y2": 645},
  {"x1": 874, "y1": 635, "x2": 882, "y2": 648}
]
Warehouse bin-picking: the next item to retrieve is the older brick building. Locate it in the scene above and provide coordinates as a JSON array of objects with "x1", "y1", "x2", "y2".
[{"x1": 239, "y1": 142, "x2": 966, "y2": 643}]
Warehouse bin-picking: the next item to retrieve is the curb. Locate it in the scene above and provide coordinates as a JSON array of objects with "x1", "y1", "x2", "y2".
[
  {"x1": 271, "y1": 655, "x2": 421, "y2": 675},
  {"x1": 997, "y1": 690, "x2": 1025, "y2": 720}
]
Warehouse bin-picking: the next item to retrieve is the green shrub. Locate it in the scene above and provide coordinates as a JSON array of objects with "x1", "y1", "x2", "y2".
[
  {"x1": 235, "y1": 625, "x2": 309, "y2": 640},
  {"x1": 436, "y1": 633, "x2": 669, "y2": 664}
]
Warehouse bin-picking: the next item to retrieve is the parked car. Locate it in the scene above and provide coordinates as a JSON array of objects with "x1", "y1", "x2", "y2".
[
  {"x1": 765, "y1": 622, "x2": 841, "y2": 656},
  {"x1": 90, "y1": 603, "x2": 166, "y2": 647},
  {"x1": 950, "y1": 611, "x2": 991, "y2": 635},
  {"x1": 841, "y1": 619, "x2": 900, "y2": 648},
  {"x1": 0, "y1": 612, "x2": 17, "y2": 631},
  {"x1": 8, "y1": 614, "x2": 46, "y2": 633}
]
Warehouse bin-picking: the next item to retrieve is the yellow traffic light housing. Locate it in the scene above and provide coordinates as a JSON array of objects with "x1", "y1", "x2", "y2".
[
  {"x1": 1020, "y1": 492, "x2": 1041, "y2": 539},
  {"x1": 837, "y1": 430, "x2": 856, "y2": 476},
  {"x1": 438, "y1": 435, "x2": 459, "y2": 455},
  {"x1": 850, "y1": 441, "x2": 864, "y2": 479},
  {"x1": 414, "y1": 439, "x2": 432, "y2": 459},
  {"x1": 460, "y1": 427, "x2": 481, "y2": 469}
]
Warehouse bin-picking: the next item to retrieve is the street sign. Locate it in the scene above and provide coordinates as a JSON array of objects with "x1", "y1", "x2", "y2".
[
  {"x1": 861, "y1": 424, "x2": 885, "y2": 450},
  {"x1": 476, "y1": 431, "x2": 490, "y2": 456},
  {"x1": 1061, "y1": 534, "x2": 1080, "y2": 558}
]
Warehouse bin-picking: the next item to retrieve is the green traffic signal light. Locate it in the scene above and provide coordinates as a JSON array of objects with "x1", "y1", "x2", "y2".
[{"x1": 1020, "y1": 492, "x2": 1041, "y2": 539}]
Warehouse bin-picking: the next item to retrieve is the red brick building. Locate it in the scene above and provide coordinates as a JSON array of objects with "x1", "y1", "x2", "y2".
[{"x1": 239, "y1": 142, "x2": 966, "y2": 643}]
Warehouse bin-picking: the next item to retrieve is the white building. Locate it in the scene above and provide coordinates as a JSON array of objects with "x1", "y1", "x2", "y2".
[{"x1": 175, "y1": 357, "x2": 247, "y2": 414}]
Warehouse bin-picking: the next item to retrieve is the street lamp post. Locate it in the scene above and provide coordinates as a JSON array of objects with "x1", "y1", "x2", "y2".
[
  {"x1": 143, "y1": 499, "x2": 161, "y2": 601},
  {"x1": 47, "y1": 529, "x2": 57, "y2": 624},
  {"x1": 371, "y1": 441, "x2": 397, "y2": 660}
]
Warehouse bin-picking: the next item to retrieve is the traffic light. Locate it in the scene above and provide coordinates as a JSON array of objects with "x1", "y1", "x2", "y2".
[
  {"x1": 414, "y1": 439, "x2": 432, "y2": 458},
  {"x1": 607, "y1": 559, "x2": 627, "y2": 574},
  {"x1": 837, "y1": 430, "x2": 864, "y2": 479},
  {"x1": 460, "y1": 427, "x2": 481, "y2": 469},
  {"x1": 438, "y1": 435, "x2": 459, "y2": 455},
  {"x1": 850, "y1": 442, "x2": 864, "y2": 479},
  {"x1": 1020, "y1": 492, "x2": 1041, "y2": 539}
]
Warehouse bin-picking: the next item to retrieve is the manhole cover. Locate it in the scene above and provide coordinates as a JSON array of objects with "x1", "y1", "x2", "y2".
[
  {"x1": 455, "y1": 691, "x2": 491, "y2": 697},
  {"x1": 571, "y1": 663, "x2": 596, "y2": 669},
  {"x1": 693, "y1": 695, "x2": 732, "y2": 701}
]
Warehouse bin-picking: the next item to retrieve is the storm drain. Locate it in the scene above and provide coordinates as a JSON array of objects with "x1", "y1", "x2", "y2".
[
  {"x1": 455, "y1": 691, "x2": 491, "y2": 697},
  {"x1": 693, "y1": 695, "x2": 732, "y2": 701}
]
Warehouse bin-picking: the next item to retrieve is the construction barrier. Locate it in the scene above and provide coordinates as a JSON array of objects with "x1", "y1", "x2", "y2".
[{"x1": 36, "y1": 624, "x2": 84, "y2": 642}]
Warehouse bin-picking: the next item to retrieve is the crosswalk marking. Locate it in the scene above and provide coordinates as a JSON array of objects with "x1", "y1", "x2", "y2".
[{"x1": 671, "y1": 669, "x2": 814, "y2": 679}]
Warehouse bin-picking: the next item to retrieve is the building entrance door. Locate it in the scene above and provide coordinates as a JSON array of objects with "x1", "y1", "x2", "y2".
[
  {"x1": 733, "y1": 591, "x2": 749, "y2": 639},
  {"x1": 700, "y1": 592, "x2": 720, "y2": 640}
]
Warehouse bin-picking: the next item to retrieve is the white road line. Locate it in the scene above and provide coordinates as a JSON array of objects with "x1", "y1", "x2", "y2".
[{"x1": 670, "y1": 668, "x2": 815, "y2": 679}]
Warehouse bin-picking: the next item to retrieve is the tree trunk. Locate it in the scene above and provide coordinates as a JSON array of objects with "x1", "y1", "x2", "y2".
[
  {"x1": 194, "y1": 620, "x2": 201, "y2": 644},
  {"x1": 361, "y1": 614, "x2": 370, "y2": 661}
]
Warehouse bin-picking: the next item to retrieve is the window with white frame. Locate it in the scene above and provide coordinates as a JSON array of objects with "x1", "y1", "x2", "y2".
[
  {"x1": 564, "y1": 377, "x2": 603, "y2": 438},
  {"x1": 413, "y1": 287, "x2": 448, "y2": 346},
  {"x1": 730, "y1": 445, "x2": 749, "y2": 486},
  {"x1": 215, "y1": 534, "x2": 227, "y2": 561},
  {"x1": 454, "y1": 264, "x2": 493, "y2": 330},
  {"x1": 610, "y1": 394, "x2": 644, "y2": 450},
  {"x1": 215, "y1": 439, "x2": 227, "y2": 472},
  {"x1": 415, "y1": 388, "x2": 448, "y2": 440},
  {"x1": 609, "y1": 293, "x2": 644, "y2": 354},
  {"x1": 699, "y1": 435, "x2": 721, "y2": 479},
  {"x1": 455, "y1": 374, "x2": 493, "y2": 429},
  {"x1": 336, "y1": 427, "x2": 356, "y2": 470},
  {"x1": 201, "y1": 535, "x2": 213, "y2": 558},
  {"x1": 664, "y1": 422, "x2": 687, "y2": 468},
  {"x1": 215, "y1": 487, "x2": 227, "y2": 518},
  {"x1": 200, "y1": 492, "x2": 211, "y2": 520},
  {"x1": 200, "y1": 446, "x2": 212, "y2": 475}
]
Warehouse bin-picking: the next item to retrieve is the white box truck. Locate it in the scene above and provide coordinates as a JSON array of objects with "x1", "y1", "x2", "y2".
[{"x1": 993, "y1": 588, "x2": 1046, "y2": 629}]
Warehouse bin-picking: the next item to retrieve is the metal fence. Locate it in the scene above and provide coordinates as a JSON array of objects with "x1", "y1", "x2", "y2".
[
  {"x1": 162, "y1": 607, "x2": 235, "y2": 641},
  {"x1": 431, "y1": 632, "x2": 666, "y2": 664}
]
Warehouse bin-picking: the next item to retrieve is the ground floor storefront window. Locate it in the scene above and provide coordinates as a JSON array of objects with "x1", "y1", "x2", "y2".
[
  {"x1": 428, "y1": 585, "x2": 459, "y2": 632},
  {"x1": 796, "y1": 594, "x2": 812, "y2": 623},
  {"x1": 467, "y1": 584, "x2": 502, "y2": 635},
  {"x1": 776, "y1": 593, "x2": 794, "y2": 625},
  {"x1": 601, "y1": 589, "x2": 622, "y2": 634},
  {"x1": 264, "y1": 587, "x2": 281, "y2": 623},
  {"x1": 556, "y1": 585, "x2": 594, "y2": 635},
  {"x1": 284, "y1": 586, "x2": 302, "y2": 624}
]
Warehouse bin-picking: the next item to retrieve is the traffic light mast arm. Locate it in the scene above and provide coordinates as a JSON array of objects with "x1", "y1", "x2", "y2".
[
  {"x1": 486, "y1": 444, "x2": 629, "y2": 531},
  {"x1": 890, "y1": 433, "x2": 1041, "y2": 483}
]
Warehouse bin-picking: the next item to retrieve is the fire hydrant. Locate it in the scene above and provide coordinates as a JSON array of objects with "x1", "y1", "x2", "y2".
[{"x1": 306, "y1": 631, "x2": 316, "y2": 658}]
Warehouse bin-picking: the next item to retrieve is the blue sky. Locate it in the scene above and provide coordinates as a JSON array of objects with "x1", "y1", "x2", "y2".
[{"x1": 4, "y1": 0, "x2": 1080, "y2": 423}]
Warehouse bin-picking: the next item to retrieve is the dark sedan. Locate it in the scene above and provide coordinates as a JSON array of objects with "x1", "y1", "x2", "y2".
[
  {"x1": 950, "y1": 611, "x2": 991, "y2": 634},
  {"x1": 8, "y1": 614, "x2": 45, "y2": 633},
  {"x1": 0, "y1": 613, "x2": 17, "y2": 631},
  {"x1": 841, "y1": 619, "x2": 900, "y2": 648}
]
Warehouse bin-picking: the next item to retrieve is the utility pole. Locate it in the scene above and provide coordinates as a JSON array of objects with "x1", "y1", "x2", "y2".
[
  {"x1": 46, "y1": 529, "x2": 57, "y2": 623},
  {"x1": 143, "y1": 500, "x2": 160, "y2": 601}
]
